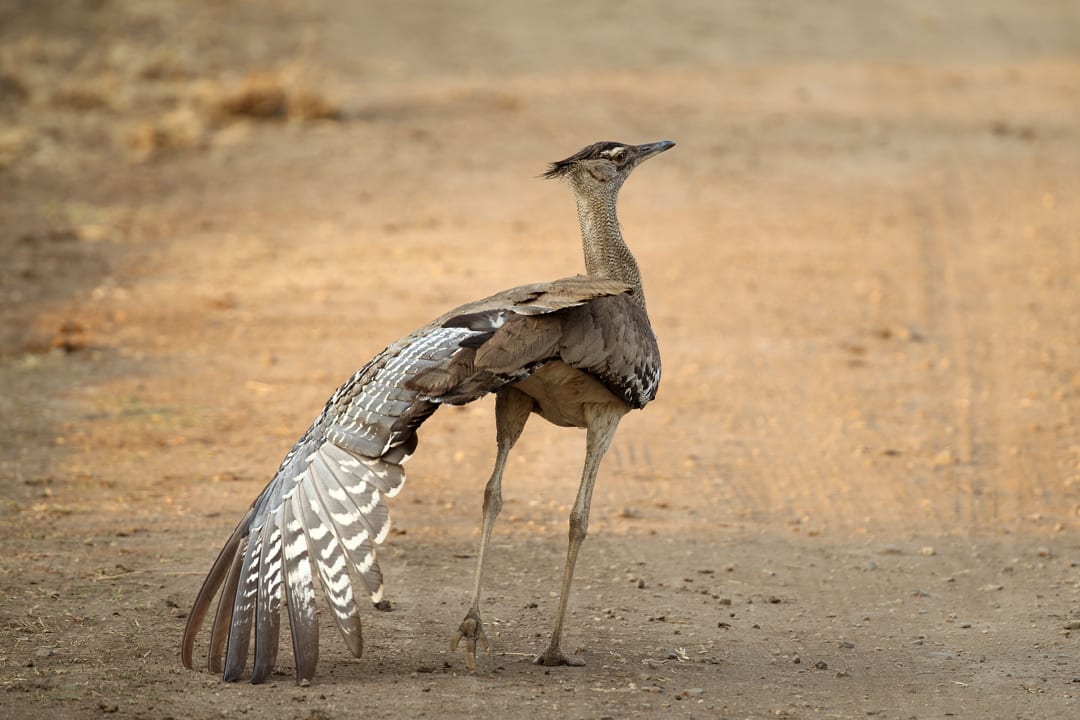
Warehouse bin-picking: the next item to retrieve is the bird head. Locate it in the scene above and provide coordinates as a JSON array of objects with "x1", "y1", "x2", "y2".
[{"x1": 543, "y1": 140, "x2": 675, "y2": 190}]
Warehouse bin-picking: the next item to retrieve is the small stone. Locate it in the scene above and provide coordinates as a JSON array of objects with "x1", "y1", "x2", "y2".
[
  {"x1": 920, "y1": 546, "x2": 936, "y2": 556},
  {"x1": 932, "y1": 449, "x2": 954, "y2": 467},
  {"x1": 685, "y1": 688, "x2": 705, "y2": 697},
  {"x1": 814, "y1": 661, "x2": 828, "y2": 670}
]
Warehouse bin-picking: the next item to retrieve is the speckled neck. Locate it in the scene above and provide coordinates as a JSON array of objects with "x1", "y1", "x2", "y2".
[{"x1": 574, "y1": 186, "x2": 647, "y2": 311}]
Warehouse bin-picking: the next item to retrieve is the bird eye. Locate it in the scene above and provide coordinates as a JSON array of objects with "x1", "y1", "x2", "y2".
[{"x1": 601, "y1": 146, "x2": 627, "y2": 162}]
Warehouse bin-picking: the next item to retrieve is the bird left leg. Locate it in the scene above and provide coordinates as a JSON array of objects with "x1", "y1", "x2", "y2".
[
  {"x1": 451, "y1": 387, "x2": 533, "y2": 671},
  {"x1": 534, "y1": 402, "x2": 626, "y2": 667}
]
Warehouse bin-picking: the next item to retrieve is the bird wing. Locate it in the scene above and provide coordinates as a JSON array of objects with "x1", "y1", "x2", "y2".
[
  {"x1": 556, "y1": 294, "x2": 662, "y2": 409},
  {"x1": 182, "y1": 275, "x2": 636, "y2": 683}
]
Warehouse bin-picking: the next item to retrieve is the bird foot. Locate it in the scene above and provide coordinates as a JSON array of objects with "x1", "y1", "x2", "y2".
[
  {"x1": 450, "y1": 609, "x2": 490, "y2": 672},
  {"x1": 532, "y1": 645, "x2": 586, "y2": 667}
]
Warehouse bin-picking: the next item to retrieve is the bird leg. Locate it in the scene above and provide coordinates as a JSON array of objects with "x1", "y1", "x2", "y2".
[
  {"x1": 534, "y1": 402, "x2": 626, "y2": 667},
  {"x1": 451, "y1": 387, "x2": 533, "y2": 671}
]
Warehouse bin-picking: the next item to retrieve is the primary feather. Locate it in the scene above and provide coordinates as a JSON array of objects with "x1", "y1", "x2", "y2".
[{"x1": 181, "y1": 275, "x2": 659, "y2": 682}]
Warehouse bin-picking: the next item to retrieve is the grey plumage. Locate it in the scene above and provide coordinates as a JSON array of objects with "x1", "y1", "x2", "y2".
[{"x1": 182, "y1": 139, "x2": 673, "y2": 683}]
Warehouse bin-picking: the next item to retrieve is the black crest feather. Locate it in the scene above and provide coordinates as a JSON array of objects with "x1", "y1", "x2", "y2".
[{"x1": 543, "y1": 141, "x2": 625, "y2": 179}]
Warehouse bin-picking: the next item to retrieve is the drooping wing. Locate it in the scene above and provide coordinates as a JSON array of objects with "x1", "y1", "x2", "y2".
[{"x1": 182, "y1": 276, "x2": 639, "y2": 683}]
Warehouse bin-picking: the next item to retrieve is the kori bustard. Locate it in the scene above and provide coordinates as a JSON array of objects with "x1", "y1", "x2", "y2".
[{"x1": 181, "y1": 139, "x2": 674, "y2": 683}]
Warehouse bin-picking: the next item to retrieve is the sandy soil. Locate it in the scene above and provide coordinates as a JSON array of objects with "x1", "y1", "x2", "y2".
[{"x1": 2, "y1": 1, "x2": 1079, "y2": 718}]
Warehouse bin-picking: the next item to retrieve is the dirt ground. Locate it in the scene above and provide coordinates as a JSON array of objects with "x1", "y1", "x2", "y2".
[{"x1": 2, "y1": 1, "x2": 1079, "y2": 718}]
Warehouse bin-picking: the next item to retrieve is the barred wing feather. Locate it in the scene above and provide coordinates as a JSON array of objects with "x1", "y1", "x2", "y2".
[{"x1": 181, "y1": 276, "x2": 636, "y2": 683}]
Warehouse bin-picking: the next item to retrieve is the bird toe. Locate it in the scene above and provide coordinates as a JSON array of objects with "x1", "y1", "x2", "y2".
[
  {"x1": 451, "y1": 610, "x2": 490, "y2": 672},
  {"x1": 532, "y1": 646, "x2": 586, "y2": 667}
]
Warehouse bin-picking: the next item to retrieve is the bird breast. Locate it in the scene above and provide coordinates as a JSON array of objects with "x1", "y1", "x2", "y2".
[{"x1": 512, "y1": 360, "x2": 628, "y2": 428}]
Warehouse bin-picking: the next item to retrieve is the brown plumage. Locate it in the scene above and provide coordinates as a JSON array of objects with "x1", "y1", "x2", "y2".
[{"x1": 181, "y1": 139, "x2": 674, "y2": 683}]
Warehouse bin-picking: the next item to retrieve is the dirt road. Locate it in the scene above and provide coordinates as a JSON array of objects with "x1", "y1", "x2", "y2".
[{"x1": 2, "y1": 1, "x2": 1078, "y2": 718}]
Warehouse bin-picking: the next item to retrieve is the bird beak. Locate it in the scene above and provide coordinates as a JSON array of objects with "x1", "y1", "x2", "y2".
[{"x1": 635, "y1": 140, "x2": 676, "y2": 161}]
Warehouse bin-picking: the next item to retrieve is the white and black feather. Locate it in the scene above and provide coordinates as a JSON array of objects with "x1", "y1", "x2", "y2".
[{"x1": 181, "y1": 275, "x2": 656, "y2": 684}]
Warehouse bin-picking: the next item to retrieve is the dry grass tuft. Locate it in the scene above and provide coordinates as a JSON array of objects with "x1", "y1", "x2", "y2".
[
  {"x1": 50, "y1": 87, "x2": 110, "y2": 111},
  {"x1": 214, "y1": 74, "x2": 289, "y2": 120},
  {"x1": 0, "y1": 128, "x2": 35, "y2": 169},
  {"x1": 0, "y1": 69, "x2": 29, "y2": 105},
  {"x1": 126, "y1": 106, "x2": 207, "y2": 160},
  {"x1": 288, "y1": 90, "x2": 342, "y2": 121},
  {"x1": 210, "y1": 73, "x2": 342, "y2": 123}
]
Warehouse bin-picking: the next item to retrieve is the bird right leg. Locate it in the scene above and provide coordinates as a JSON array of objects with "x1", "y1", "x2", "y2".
[
  {"x1": 451, "y1": 387, "x2": 533, "y2": 671},
  {"x1": 534, "y1": 401, "x2": 625, "y2": 667}
]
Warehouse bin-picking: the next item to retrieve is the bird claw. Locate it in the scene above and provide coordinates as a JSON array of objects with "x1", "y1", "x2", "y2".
[
  {"x1": 450, "y1": 611, "x2": 490, "y2": 672},
  {"x1": 532, "y1": 645, "x2": 586, "y2": 667}
]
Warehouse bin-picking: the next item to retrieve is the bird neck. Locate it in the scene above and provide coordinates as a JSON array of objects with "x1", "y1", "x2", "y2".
[{"x1": 574, "y1": 189, "x2": 647, "y2": 311}]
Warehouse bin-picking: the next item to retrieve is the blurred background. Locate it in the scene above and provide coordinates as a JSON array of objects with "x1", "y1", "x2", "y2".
[{"x1": 1, "y1": 1, "x2": 1078, "y2": 717}]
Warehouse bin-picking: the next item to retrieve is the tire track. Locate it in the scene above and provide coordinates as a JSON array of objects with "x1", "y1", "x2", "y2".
[
  {"x1": 948, "y1": 159, "x2": 1080, "y2": 530},
  {"x1": 910, "y1": 188, "x2": 982, "y2": 532}
]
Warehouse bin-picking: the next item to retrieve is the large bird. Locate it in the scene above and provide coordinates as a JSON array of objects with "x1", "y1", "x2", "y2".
[{"x1": 181, "y1": 139, "x2": 673, "y2": 683}]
